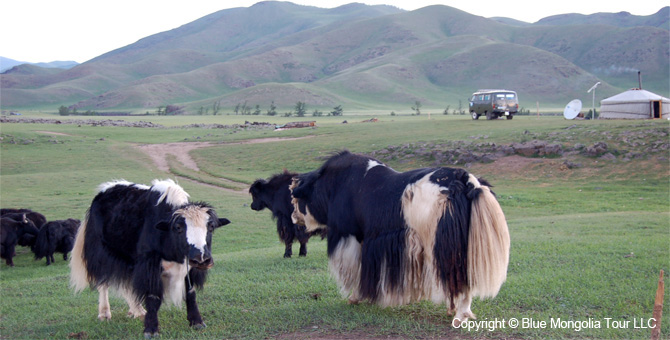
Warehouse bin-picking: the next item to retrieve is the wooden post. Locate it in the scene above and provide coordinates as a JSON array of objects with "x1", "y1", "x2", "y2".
[{"x1": 651, "y1": 269, "x2": 664, "y2": 340}]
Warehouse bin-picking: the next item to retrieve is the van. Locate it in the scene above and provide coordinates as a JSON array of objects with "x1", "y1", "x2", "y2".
[{"x1": 469, "y1": 89, "x2": 519, "y2": 120}]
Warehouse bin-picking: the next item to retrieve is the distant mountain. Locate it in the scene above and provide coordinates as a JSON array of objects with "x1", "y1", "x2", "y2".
[
  {"x1": 536, "y1": 6, "x2": 669, "y2": 29},
  {"x1": 1, "y1": 2, "x2": 667, "y2": 112},
  {"x1": 0, "y1": 57, "x2": 78, "y2": 73}
]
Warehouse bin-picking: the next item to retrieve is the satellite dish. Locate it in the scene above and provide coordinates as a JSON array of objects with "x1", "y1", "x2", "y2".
[{"x1": 563, "y1": 99, "x2": 582, "y2": 120}]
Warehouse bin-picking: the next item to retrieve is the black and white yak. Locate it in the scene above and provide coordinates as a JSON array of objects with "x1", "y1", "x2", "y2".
[
  {"x1": 32, "y1": 218, "x2": 80, "y2": 265},
  {"x1": 70, "y1": 179, "x2": 230, "y2": 338},
  {"x1": 249, "y1": 170, "x2": 324, "y2": 258},
  {"x1": 290, "y1": 151, "x2": 510, "y2": 326}
]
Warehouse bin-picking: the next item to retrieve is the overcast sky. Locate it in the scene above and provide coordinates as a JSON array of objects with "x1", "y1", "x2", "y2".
[{"x1": 2, "y1": 0, "x2": 666, "y2": 63}]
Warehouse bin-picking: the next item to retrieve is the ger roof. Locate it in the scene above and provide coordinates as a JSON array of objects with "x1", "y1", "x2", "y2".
[{"x1": 601, "y1": 89, "x2": 670, "y2": 104}]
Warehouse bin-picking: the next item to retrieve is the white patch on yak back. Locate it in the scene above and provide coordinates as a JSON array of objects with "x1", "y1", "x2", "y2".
[
  {"x1": 365, "y1": 160, "x2": 385, "y2": 176},
  {"x1": 152, "y1": 179, "x2": 190, "y2": 207},
  {"x1": 175, "y1": 206, "x2": 210, "y2": 259},
  {"x1": 97, "y1": 180, "x2": 150, "y2": 193}
]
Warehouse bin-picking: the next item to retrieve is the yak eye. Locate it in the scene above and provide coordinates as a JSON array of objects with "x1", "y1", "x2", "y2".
[{"x1": 174, "y1": 222, "x2": 185, "y2": 233}]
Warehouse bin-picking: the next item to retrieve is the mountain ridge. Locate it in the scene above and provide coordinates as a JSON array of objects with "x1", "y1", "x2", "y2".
[{"x1": 1, "y1": 3, "x2": 667, "y2": 111}]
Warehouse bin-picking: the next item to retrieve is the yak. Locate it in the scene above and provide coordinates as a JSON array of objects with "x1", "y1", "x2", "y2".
[
  {"x1": 32, "y1": 218, "x2": 80, "y2": 265},
  {"x1": 249, "y1": 170, "x2": 324, "y2": 258},
  {"x1": 290, "y1": 151, "x2": 510, "y2": 326},
  {"x1": 70, "y1": 179, "x2": 230, "y2": 338}
]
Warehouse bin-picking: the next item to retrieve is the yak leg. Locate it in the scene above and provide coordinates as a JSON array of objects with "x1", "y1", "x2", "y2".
[
  {"x1": 186, "y1": 284, "x2": 206, "y2": 329},
  {"x1": 121, "y1": 287, "x2": 146, "y2": 319},
  {"x1": 143, "y1": 295, "x2": 162, "y2": 338},
  {"x1": 97, "y1": 285, "x2": 112, "y2": 320},
  {"x1": 298, "y1": 241, "x2": 307, "y2": 257},
  {"x1": 283, "y1": 242, "x2": 293, "y2": 258},
  {"x1": 451, "y1": 292, "x2": 476, "y2": 327}
]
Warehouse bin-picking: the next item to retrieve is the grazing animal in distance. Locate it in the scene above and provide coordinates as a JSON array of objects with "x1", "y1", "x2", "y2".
[
  {"x1": 32, "y1": 218, "x2": 80, "y2": 265},
  {"x1": 1, "y1": 208, "x2": 47, "y2": 246},
  {"x1": 249, "y1": 170, "x2": 324, "y2": 258},
  {"x1": 290, "y1": 151, "x2": 510, "y2": 326},
  {"x1": 0, "y1": 214, "x2": 40, "y2": 267},
  {"x1": 70, "y1": 179, "x2": 230, "y2": 338}
]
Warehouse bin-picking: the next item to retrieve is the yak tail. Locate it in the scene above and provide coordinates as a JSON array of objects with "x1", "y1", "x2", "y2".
[
  {"x1": 69, "y1": 211, "x2": 90, "y2": 293},
  {"x1": 466, "y1": 175, "x2": 510, "y2": 299}
]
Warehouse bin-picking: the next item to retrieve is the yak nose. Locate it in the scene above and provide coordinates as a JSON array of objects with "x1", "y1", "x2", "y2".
[{"x1": 188, "y1": 246, "x2": 213, "y2": 269}]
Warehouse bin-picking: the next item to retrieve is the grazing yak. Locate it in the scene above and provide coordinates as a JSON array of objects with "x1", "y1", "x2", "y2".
[
  {"x1": 1, "y1": 208, "x2": 47, "y2": 247},
  {"x1": 32, "y1": 218, "x2": 80, "y2": 265},
  {"x1": 70, "y1": 179, "x2": 230, "y2": 338},
  {"x1": 290, "y1": 151, "x2": 510, "y2": 326},
  {"x1": 249, "y1": 171, "x2": 324, "y2": 258},
  {"x1": 0, "y1": 214, "x2": 40, "y2": 267}
]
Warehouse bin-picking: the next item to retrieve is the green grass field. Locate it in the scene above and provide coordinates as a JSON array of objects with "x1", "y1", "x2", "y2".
[{"x1": 1, "y1": 113, "x2": 668, "y2": 339}]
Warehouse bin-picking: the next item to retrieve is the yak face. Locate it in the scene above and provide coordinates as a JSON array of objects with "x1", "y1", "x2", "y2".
[
  {"x1": 290, "y1": 172, "x2": 328, "y2": 233},
  {"x1": 156, "y1": 204, "x2": 229, "y2": 270},
  {"x1": 249, "y1": 180, "x2": 268, "y2": 211}
]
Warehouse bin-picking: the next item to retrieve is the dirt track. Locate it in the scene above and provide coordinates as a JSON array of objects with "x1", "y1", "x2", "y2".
[{"x1": 135, "y1": 136, "x2": 313, "y2": 174}]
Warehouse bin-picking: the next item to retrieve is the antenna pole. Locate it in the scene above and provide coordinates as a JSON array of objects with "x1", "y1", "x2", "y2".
[{"x1": 587, "y1": 82, "x2": 601, "y2": 120}]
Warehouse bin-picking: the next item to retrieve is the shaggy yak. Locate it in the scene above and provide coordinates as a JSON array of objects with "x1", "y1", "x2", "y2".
[
  {"x1": 290, "y1": 151, "x2": 510, "y2": 326},
  {"x1": 70, "y1": 179, "x2": 230, "y2": 338}
]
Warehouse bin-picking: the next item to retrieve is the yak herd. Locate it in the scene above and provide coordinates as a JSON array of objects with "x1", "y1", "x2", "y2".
[
  {"x1": 1, "y1": 150, "x2": 510, "y2": 338},
  {"x1": 0, "y1": 208, "x2": 79, "y2": 267}
]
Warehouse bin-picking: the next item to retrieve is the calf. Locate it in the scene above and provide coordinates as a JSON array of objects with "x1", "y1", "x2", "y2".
[
  {"x1": 0, "y1": 214, "x2": 40, "y2": 266},
  {"x1": 70, "y1": 179, "x2": 230, "y2": 338},
  {"x1": 32, "y1": 218, "x2": 80, "y2": 265},
  {"x1": 290, "y1": 151, "x2": 510, "y2": 326},
  {"x1": 249, "y1": 171, "x2": 323, "y2": 258}
]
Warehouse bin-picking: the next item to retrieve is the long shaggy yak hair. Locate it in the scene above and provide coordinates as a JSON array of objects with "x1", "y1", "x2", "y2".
[{"x1": 290, "y1": 151, "x2": 510, "y2": 325}]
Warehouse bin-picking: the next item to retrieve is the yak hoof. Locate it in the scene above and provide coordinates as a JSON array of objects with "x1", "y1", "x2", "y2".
[
  {"x1": 347, "y1": 297, "x2": 360, "y2": 305},
  {"x1": 192, "y1": 322, "x2": 207, "y2": 330},
  {"x1": 144, "y1": 331, "x2": 159, "y2": 339},
  {"x1": 283, "y1": 253, "x2": 292, "y2": 258}
]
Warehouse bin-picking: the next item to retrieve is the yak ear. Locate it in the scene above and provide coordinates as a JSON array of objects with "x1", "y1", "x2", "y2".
[
  {"x1": 217, "y1": 218, "x2": 231, "y2": 228},
  {"x1": 154, "y1": 220, "x2": 171, "y2": 231}
]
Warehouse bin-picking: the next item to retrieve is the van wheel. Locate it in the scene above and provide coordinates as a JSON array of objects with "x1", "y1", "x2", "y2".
[
  {"x1": 471, "y1": 112, "x2": 479, "y2": 120},
  {"x1": 486, "y1": 112, "x2": 494, "y2": 120},
  {"x1": 506, "y1": 115, "x2": 513, "y2": 120}
]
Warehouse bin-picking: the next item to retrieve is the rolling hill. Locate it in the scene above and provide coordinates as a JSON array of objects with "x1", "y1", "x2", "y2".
[{"x1": 1, "y1": 2, "x2": 668, "y2": 112}]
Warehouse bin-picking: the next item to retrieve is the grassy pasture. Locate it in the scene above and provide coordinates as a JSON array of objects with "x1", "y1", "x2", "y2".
[{"x1": 0, "y1": 114, "x2": 668, "y2": 339}]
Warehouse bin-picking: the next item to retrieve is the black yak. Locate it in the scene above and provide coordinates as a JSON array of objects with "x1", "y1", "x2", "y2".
[
  {"x1": 249, "y1": 170, "x2": 323, "y2": 258},
  {"x1": 32, "y1": 218, "x2": 80, "y2": 265}
]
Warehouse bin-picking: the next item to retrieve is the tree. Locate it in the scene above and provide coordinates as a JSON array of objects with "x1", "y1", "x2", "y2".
[
  {"x1": 233, "y1": 103, "x2": 240, "y2": 115},
  {"x1": 253, "y1": 105, "x2": 261, "y2": 115},
  {"x1": 294, "y1": 101, "x2": 306, "y2": 117},
  {"x1": 58, "y1": 105, "x2": 70, "y2": 116},
  {"x1": 312, "y1": 109, "x2": 323, "y2": 117},
  {"x1": 330, "y1": 105, "x2": 343, "y2": 116},
  {"x1": 157, "y1": 105, "x2": 165, "y2": 116},
  {"x1": 411, "y1": 101, "x2": 421, "y2": 115},
  {"x1": 443, "y1": 105, "x2": 451, "y2": 115},
  {"x1": 212, "y1": 100, "x2": 221, "y2": 115},
  {"x1": 266, "y1": 101, "x2": 277, "y2": 116}
]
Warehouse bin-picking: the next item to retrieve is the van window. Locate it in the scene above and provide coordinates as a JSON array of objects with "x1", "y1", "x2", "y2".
[
  {"x1": 484, "y1": 95, "x2": 490, "y2": 100},
  {"x1": 506, "y1": 94, "x2": 516, "y2": 99},
  {"x1": 496, "y1": 94, "x2": 505, "y2": 99},
  {"x1": 478, "y1": 95, "x2": 484, "y2": 101}
]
